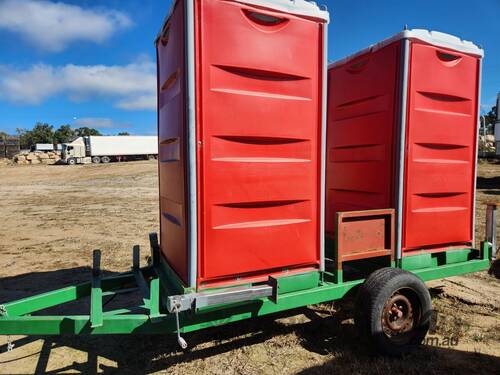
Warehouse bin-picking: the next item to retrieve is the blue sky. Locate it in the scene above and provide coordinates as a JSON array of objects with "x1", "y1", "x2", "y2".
[{"x1": 0, "y1": 0, "x2": 498, "y2": 135}]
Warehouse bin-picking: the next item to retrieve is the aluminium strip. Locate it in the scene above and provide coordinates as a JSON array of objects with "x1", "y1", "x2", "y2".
[
  {"x1": 185, "y1": 0, "x2": 198, "y2": 289},
  {"x1": 471, "y1": 58, "x2": 483, "y2": 249},
  {"x1": 167, "y1": 284, "x2": 274, "y2": 312},
  {"x1": 395, "y1": 38, "x2": 411, "y2": 262},
  {"x1": 319, "y1": 21, "x2": 328, "y2": 272},
  {"x1": 194, "y1": 285, "x2": 273, "y2": 309}
]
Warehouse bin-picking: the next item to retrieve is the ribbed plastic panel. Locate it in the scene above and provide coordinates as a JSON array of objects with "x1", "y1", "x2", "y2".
[
  {"x1": 326, "y1": 41, "x2": 400, "y2": 236},
  {"x1": 402, "y1": 42, "x2": 480, "y2": 250}
]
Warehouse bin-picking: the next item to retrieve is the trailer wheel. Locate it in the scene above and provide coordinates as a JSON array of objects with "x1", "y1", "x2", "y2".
[
  {"x1": 92, "y1": 156, "x2": 101, "y2": 164},
  {"x1": 101, "y1": 156, "x2": 111, "y2": 163},
  {"x1": 147, "y1": 154, "x2": 155, "y2": 161},
  {"x1": 354, "y1": 268, "x2": 431, "y2": 356},
  {"x1": 67, "y1": 158, "x2": 76, "y2": 165}
]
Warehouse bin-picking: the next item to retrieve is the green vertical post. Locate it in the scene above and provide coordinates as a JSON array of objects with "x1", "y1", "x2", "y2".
[
  {"x1": 333, "y1": 232, "x2": 343, "y2": 284},
  {"x1": 133, "y1": 245, "x2": 140, "y2": 269},
  {"x1": 90, "y1": 250, "x2": 103, "y2": 328},
  {"x1": 482, "y1": 241, "x2": 490, "y2": 261},
  {"x1": 149, "y1": 232, "x2": 161, "y2": 267},
  {"x1": 334, "y1": 269, "x2": 343, "y2": 284},
  {"x1": 149, "y1": 277, "x2": 161, "y2": 321},
  {"x1": 133, "y1": 246, "x2": 152, "y2": 303}
]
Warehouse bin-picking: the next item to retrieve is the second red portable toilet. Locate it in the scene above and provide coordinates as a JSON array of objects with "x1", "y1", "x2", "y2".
[{"x1": 326, "y1": 29, "x2": 483, "y2": 258}]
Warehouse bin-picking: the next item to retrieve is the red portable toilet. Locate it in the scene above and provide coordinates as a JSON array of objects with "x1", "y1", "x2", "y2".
[
  {"x1": 156, "y1": 0, "x2": 329, "y2": 289},
  {"x1": 326, "y1": 29, "x2": 483, "y2": 259}
]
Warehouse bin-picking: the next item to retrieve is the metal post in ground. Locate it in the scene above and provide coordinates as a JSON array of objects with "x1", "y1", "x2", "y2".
[{"x1": 486, "y1": 203, "x2": 498, "y2": 262}]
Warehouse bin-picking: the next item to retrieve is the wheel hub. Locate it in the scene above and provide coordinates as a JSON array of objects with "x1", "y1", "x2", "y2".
[{"x1": 382, "y1": 293, "x2": 414, "y2": 336}]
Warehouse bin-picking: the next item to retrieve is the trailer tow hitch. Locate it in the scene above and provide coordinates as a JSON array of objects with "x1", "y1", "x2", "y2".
[{"x1": 167, "y1": 282, "x2": 276, "y2": 349}]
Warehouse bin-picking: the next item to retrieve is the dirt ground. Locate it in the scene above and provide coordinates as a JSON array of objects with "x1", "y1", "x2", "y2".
[{"x1": 0, "y1": 160, "x2": 498, "y2": 374}]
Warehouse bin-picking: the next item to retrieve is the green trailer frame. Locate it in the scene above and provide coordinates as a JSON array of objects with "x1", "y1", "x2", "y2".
[{"x1": 0, "y1": 231, "x2": 493, "y2": 342}]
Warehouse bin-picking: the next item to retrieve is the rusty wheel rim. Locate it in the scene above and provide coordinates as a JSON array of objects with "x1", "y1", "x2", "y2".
[{"x1": 382, "y1": 290, "x2": 417, "y2": 343}]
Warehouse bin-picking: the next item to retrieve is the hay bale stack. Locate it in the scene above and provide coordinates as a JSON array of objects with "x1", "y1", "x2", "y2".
[
  {"x1": 479, "y1": 135, "x2": 496, "y2": 153},
  {"x1": 13, "y1": 151, "x2": 62, "y2": 165},
  {"x1": 0, "y1": 158, "x2": 11, "y2": 166}
]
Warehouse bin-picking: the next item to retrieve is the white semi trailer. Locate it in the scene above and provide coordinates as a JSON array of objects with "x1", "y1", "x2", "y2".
[
  {"x1": 31, "y1": 143, "x2": 61, "y2": 152},
  {"x1": 61, "y1": 136, "x2": 158, "y2": 165}
]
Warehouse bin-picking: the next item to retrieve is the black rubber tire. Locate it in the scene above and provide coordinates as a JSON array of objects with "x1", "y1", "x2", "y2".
[
  {"x1": 92, "y1": 156, "x2": 101, "y2": 164},
  {"x1": 101, "y1": 156, "x2": 111, "y2": 163},
  {"x1": 147, "y1": 154, "x2": 155, "y2": 161},
  {"x1": 354, "y1": 267, "x2": 432, "y2": 356},
  {"x1": 67, "y1": 158, "x2": 76, "y2": 165},
  {"x1": 489, "y1": 259, "x2": 500, "y2": 279}
]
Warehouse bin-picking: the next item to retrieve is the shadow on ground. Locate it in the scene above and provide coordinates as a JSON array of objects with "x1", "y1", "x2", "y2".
[
  {"x1": 296, "y1": 347, "x2": 500, "y2": 375},
  {"x1": 476, "y1": 175, "x2": 500, "y2": 193},
  {"x1": 0, "y1": 267, "x2": 92, "y2": 303}
]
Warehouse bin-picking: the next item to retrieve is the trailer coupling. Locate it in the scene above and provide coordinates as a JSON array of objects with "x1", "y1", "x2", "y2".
[{"x1": 165, "y1": 284, "x2": 274, "y2": 348}]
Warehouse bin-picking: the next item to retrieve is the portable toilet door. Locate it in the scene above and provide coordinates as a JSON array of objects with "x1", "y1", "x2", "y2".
[
  {"x1": 400, "y1": 30, "x2": 483, "y2": 255},
  {"x1": 156, "y1": 0, "x2": 329, "y2": 289}
]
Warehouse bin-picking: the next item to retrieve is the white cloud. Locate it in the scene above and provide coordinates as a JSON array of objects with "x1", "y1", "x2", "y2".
[
  {"x1": 116, "y1": 94, "x2": 156, "y2": 111},
  {"x1": 0, "y1": 59, "x2": 156, "y2": 111},
  {"x1": 0, "y1": 0, "x2": 132, "y2": 52},
  {"x1": 0, "y1": 64, "x2": 61, "y2": 103},
  {"x1": 73, "y1": 117, "x2": 130, "y2": 129}
]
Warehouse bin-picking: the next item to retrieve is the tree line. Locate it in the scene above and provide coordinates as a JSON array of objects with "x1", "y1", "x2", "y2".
[
  {"x1": 1, "y1": 103, "x2": 497, "y2": 149},
  {"x1": 482, "y1": 104, "x2": 498, "y2": 135},
  {"x1": 0, "y1": 123, "x2": 130, "y2": 150}
]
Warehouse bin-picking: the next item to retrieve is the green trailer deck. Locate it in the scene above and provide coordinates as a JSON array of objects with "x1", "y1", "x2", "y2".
[
  {"x1": 1, "y1": 202, "x2": 496, "y2": 355},
  {"x1": 0, "y1": 235, "x2": 492, "y2": 338}
]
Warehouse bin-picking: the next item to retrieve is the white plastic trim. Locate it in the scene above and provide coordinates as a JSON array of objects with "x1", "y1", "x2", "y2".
[
  {"x1": 319, "y1": 22, "x2": 327, "y2": 271},
  {"x1": 156, "y1": 0, "x2": 329, "y2": 43},
  {"x1": 471, "y1": 60, "x2": 483, "y2": 249},
  {"x1": 329, "y1": 28, "x2": 483, "y2": 69},
  {"x1": 185, "y1": 0, "x2": 198, "y2": 288},
  {"x1": 395, "y1": 38, "x2": 410, "y2": 261},
  {"x1": 233, "y1": 0, "x2": 329, "y2": 22}
]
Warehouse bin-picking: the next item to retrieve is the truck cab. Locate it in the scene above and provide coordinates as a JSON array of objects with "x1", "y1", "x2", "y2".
[{"x1": 61, "y1": 137, "x2": 90, "y2": 165}]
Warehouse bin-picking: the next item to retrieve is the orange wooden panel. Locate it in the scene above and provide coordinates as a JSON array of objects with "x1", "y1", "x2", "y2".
[{"x1": 335, "y1": 209, "x2": 395, "y2": 270}]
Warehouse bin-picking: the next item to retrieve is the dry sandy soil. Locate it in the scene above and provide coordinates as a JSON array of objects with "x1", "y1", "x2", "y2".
[{"x1": 0, "y1": 160, "x2": 498, "y2": 374}]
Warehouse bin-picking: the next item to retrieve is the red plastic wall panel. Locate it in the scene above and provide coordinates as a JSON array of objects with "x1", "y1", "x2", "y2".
[
  {"x1": 326, "y1": 42, "x2": 400, "y2": 236},
  {"x1": 403, "y1": 42, "x2": 480, "y2": 251},
  {"x1": 196, "y1": 0, "x2": 323, "y2": 286},
  {"x1": 156, "y1": 1, "x2": 189, "y2": 283}
]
